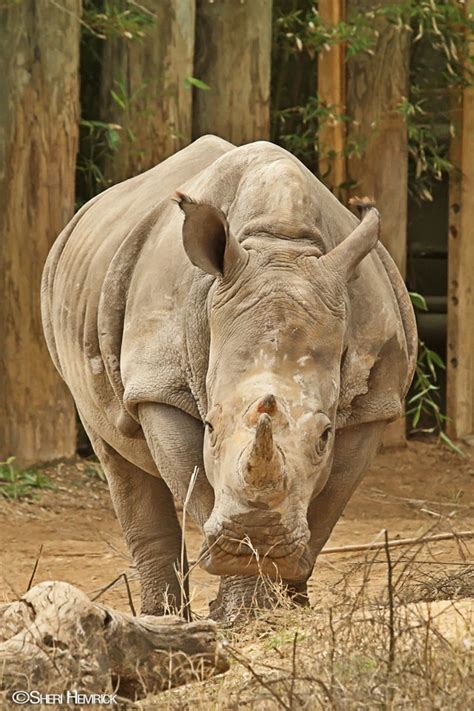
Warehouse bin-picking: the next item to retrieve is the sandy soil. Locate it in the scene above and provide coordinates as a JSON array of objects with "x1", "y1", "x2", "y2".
[{"x1": 1, "y1": 439, "x2": 473, "y2": 617}]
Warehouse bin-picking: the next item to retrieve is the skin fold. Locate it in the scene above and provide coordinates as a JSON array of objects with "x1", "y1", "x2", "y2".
[{"x1": 41, "y1": 136, "x2": 417, "y2": 620}]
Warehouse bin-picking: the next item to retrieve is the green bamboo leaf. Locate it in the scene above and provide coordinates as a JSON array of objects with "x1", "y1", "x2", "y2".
[
  {"x1": 184, "y1": 76, "x2": 211, "y2": 91},
  {"x1": 412, "y1": 405, "x2": 422, "y2": 427},
  {"x1": 110, "y1": 89, "x2": 126, "y2": 110},
  {"x1": 409, "y1": 291, "x2": 428, "y2": 311},
  {"x1": 427, "y1": 349, "x2": 446, "y2": 369},
  {"x1": 439, "y1": 431, "x2": 464, "y2": 457}
]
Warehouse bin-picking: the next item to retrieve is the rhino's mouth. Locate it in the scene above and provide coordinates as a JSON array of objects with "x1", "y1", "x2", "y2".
[{"x1": 198, "y1": 517, "x2": 312, "y2": 581}]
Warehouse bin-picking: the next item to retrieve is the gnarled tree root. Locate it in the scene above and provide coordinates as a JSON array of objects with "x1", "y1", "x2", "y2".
[{"x1": 0, "y1": 581, "x2": 228, "y2": 701}]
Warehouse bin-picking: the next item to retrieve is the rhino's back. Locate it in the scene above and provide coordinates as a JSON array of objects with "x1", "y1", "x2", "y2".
[{"x1": 42, "y1": 135, "x2": 234, "y2": 470}]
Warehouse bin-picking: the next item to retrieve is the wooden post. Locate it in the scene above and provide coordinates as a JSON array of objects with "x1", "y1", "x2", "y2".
[
  {"x1": 346, "y1": 0, "x2": 410, "y2": 446},
  {"x1": 317, "y1": 0, "x2": 346, "y2": 192},
  {"x1": 100, "y1": 0, "x2": 195, "y2": 184},
  {"x1": 0, "y1": 0, "x2": 79, "y2": 465},
  {"x1": 193, "y1": 0, "x2": 272, "y2": 144},
  {"x1": 447, "y1": 1, "x2": 474, "y2": 441},
  {"x1": 346, "y1": 1, "x2": 410, "y2": 274}
]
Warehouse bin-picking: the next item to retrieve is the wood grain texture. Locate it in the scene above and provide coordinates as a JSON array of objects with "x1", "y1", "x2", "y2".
[
  {"x1": 346, "y1": 0, "x2": 409, "y2": 275},
  {"x1": 446, "y1": 1, "x2": 474, "y2": 439},
  {"x1": 100, "y1": 0, "x2": 195, "y2": 183},
  {"x1": 317, "y1": 0, "x2": 346, "y2": 192},
  {"x1": 0, "y1": 581, "x2": 228, "y2": 700},
  {"x1": 193, "y1": 0, "x2": 272, "y2": 144},
  {"x1": 0, "y1": 0, "x2": 79, "y2": 464}
]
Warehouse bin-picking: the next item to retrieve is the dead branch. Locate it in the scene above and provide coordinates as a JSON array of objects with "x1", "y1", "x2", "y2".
[{"x1": 320, "y1": 530, "x2": 474, "y2": 556}]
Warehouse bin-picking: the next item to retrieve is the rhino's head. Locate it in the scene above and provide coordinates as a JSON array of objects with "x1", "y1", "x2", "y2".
[{"x1": 177, "y1": 193, "x2": 380, "y2": 582}]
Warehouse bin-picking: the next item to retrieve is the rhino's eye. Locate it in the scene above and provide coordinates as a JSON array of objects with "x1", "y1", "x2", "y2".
[
  {"x1": 205, "y1": 420, "x2": 218, "y2": 448},
  {"x1": 316, "y1": 426, "x2": 332, "y2": 456}
]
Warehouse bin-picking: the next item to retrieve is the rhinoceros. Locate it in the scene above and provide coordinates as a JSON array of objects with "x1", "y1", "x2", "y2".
[{"x1": 42, "y1": 135, "x2": 417, "y2": 620}]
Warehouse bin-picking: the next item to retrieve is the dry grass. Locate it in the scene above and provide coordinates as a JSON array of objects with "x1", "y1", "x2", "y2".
[
  {"x1": 400, "y1": 565, "x2": 474, "y2": 603},
  {"x1": 1, "y1": 517, "x2": 472, "y2": 708},
  {"x1": 141, "y1": 532, "x2": 473, "y2": 710}
]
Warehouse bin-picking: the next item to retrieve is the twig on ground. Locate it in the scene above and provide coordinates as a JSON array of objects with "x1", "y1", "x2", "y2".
[
  {"x1": 123, "y1": 572, "x2": 136, "y2": 617},
  {"x1": 26, "y1": 544, "x2": 43, "y2": 592},
  {"x1": 384, "y1": 530, "x2": 396, "y2": 674},
  {"x1": 367, "y1": 489, "x2": 473, "y2": 510},
  {"x1": 289, "y1": 631, "x2": 298, "y2": 707},
  {"x1": 320, "y1": 530, "x2": 474, "y2": 556},
  {"x1": 91, "y1": 572, "x2": 127, "y2": 602}
]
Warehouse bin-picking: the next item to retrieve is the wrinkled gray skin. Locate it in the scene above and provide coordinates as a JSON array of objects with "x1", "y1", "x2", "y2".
[{"x1": 42, "y1": 136, "x2": 417, "y2": 621}]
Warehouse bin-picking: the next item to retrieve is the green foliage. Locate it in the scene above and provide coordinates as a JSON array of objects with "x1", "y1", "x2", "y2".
[
  {"x1": 407, "y1": 293, "x2": 463, "y2": 455},
  {"x1": 184, "y1": 76, "x2": 211, "y2": 91},
  {"x1": 81, "y1": 0, "x2": 155, "y2": 40},
  {"x1": 397, "y1": 95, "x2": 453, "y2": 202},
  {"x1": 0, "y1": 458, "x2": 55, "y2": 501},
  {"x1": 276, "y1": 96, "x2": 362, "y2": 178},
  {"x1": 76, "y1": 1, "x2": 157, "y2": 205},
  {"x1": 408, "y1": 290, "x2": 427, "y2": 312},
  {"x1": 77, "y1": 5, "x2": 210, "y2": 205},
  {"x1": 272, "y1": 0, "x2": 474, "y2": 200},
  {"x1": 274, "y1": 3, "x2": 379, "y2": 59},
  {"x1": 76, "y1": 119, "x2": 122, "y2": 203}
]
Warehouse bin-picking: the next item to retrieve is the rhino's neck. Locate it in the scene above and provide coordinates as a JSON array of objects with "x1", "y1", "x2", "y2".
[{"x1": 183, "y1": 272, "x2": 215, "y2": 421}]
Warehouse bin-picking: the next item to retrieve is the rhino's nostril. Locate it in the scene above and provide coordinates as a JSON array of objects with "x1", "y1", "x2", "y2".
[{"x1": 256, "y1": 393, "x2": 277, "y2": 416}]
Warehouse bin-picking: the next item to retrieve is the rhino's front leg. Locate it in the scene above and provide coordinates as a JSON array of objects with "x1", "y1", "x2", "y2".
[
  {"x1": 307, "y1": 421, "x2": 387, "y2": 561},
  {"x1": 138, "y1": 403, "x2": 215, "y2": 528},
  {"x1": 209, "y1": 575, "x2": 308, "y2": 624},
  {"x1": 87, "y1": 434, "x2": 188, "y2": 617}
]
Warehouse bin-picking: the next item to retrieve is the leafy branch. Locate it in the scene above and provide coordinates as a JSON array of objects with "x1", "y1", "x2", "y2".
[{"x1": 407, "y1": 293, "x2": 463, "y2": 455}]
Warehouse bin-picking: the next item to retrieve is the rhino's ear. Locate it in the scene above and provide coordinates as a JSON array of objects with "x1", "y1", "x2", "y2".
[
  {"x1": 321, "y1": 206, "x2": 380, "y2": 282},
  {"x1": 174, "y1": 192, "x2": 247, "y2": 277}
]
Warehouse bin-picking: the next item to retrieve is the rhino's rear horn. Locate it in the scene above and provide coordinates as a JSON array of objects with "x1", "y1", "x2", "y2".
[{"x1": 321, "y1": 205, "x2": 380, "y2": 282}]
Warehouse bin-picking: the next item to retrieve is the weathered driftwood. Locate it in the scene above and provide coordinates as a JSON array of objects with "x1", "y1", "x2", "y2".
[{"x1": 0, "y1": 581, "x2": 228, "y2": 700}]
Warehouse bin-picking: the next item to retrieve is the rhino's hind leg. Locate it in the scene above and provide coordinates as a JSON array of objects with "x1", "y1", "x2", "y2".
[{"x1": 86, "y1": 433, "x2": 189, "y2": 618}]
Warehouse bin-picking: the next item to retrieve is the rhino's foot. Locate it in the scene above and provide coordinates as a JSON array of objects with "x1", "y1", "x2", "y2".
[
  {"x1": 139, "y1": 574, "x2": 191, "y2": 620},
  {"x1": 209, "y1": 575, "x2": 309, "y2": 626},
  {"x1": 140, "y1": 598, "x2": 190, "y2": 619}
]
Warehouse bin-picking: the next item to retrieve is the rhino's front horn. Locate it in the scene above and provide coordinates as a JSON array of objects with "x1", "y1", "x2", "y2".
[
  {"x1": 250, "y1": 413, "x2": 274, "y2": 462},
  {"x1": 242, "y1": 414, "x2": 284, "y2": 490}
]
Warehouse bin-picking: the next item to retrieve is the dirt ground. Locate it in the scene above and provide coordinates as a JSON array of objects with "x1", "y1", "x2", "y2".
[{"x1": 1, "y1": 439, "x2": 473, "y2": 617}]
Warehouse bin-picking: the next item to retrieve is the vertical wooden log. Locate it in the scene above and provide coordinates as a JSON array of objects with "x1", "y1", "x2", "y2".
[
  {"x1": 346, "y1": 1, "x2": 410, "y2": 446},
  {"x1": 447, "y1": 1, "x2": 474, "y2": 441},
  {"x1": 193, "y1": 0, "x2": 272, "y2": 144},
  {"x1": 100, "y1": 0, "x2": 195, "y2": 184},
  {"x1": 0, "y1": 0, "x2": 79, "y2": 465},
  {"x1": 317, "y1": 0, "x2": 346, "y2": 191},
  {"x1": 346, "y1": 1, "x2": 409, "y2": 273}
]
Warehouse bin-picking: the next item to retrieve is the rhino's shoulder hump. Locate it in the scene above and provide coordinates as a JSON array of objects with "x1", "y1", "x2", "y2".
[{"x1": 192, "y1": 134, "x2": 236, "y2": 152}]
